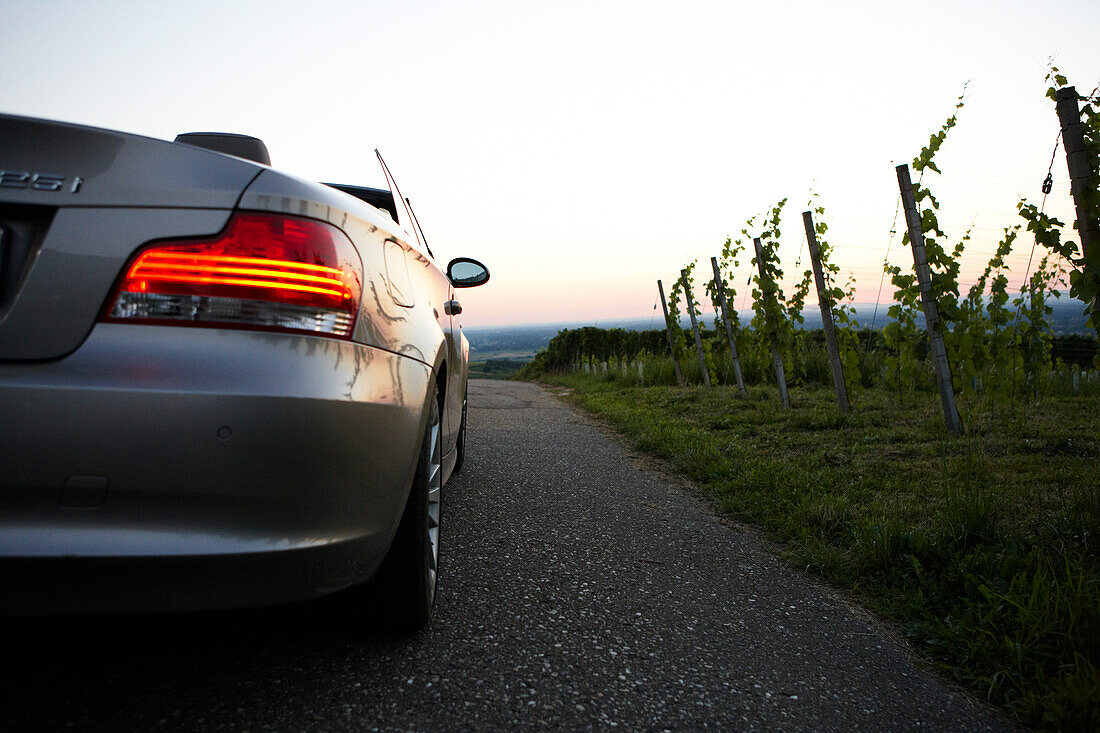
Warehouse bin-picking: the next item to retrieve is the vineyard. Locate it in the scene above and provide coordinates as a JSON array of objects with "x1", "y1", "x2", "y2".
[
  {"x1": 520, "y1": 74, "x2": 1100, "y2": 728},
  {"x1": 524, "y1": 74, "x2": 1100, "y2": 410}
]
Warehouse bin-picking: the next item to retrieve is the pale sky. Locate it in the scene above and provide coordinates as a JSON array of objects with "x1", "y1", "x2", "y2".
[{"x1": 3, "y1": 0, "x2": 1097, "y2": 327}]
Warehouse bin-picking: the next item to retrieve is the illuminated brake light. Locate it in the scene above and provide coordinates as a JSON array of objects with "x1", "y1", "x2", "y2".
[{"x1": 103, "y1": 213, "x2": 362, "y2": 338}]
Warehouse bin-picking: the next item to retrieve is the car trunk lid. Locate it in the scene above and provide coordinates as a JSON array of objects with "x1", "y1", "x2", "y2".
[{"x1": 0, "y1": 115, "x2": 260, "y2": 360}]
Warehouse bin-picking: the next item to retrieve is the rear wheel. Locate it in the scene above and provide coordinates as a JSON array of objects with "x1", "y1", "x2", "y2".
[{"x1": 369, "y1": 385, "x2": 442, "y2": 631}]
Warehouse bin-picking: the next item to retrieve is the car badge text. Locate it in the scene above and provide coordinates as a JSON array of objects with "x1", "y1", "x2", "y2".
[{"x1": 0, "y1": 171, "x2": 83, "y2": 193}]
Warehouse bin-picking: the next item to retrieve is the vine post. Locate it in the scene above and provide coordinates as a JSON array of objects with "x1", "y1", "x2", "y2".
[
  {"x1": 802, "y1": 211, "x2": 849, "y2": 413},
  {"x1": 896, "y1": 164, "x2": 963, "y2": 435},
  {"x1": 656, "y1": 279, "x2": 685, "y2": 387},
  {"x1": 709, "y1": 256, "x2": 747, "y2": 395},
  {"x1": 681, "y1": 269, "x2": 712, "y2": 388},
  {"x1": 753, "y1": 237, "x2": 790, "y2": 408},
  {"x1": 1055, "y1": 86, "x2": 1100, "y2": 314}
]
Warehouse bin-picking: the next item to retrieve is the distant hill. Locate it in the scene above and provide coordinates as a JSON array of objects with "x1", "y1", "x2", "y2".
[
  {"x1": 465, "y1": 300, "x2": 1092, "y2": 362},
  {"x1": 465, "y1": 324, "x2": 567, "y2": 361},
  {"x1": 468, "y1": 358, "x2": 527, "y2": 380}
]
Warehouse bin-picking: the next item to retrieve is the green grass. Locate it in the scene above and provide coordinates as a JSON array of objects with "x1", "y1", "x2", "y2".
[{"x1": 535, "y1": 374, "x2": 1099, "y2": 730}]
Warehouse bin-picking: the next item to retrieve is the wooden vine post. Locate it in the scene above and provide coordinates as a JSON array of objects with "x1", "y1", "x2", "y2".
[
  {"x1": 656, "y1": 279, "x2": 685, "y2": 387},
  {"x1": 1055, "y1": 86, "x2": 1100, "y2": 312},
  {"x1": 753, "y1": 237, "x2": 790, "y2": 408},
  {"x1": 709, "y1": 256, "x2": 747, "y2": 396},
  {"x1": 896, "y1": 164, "x2": 963, "y2": 435},
  {"x1": 681, "y1": 269, "x2": 712, "y2": 388},
  {"x1": 801, "y1": 211, "x2": 849, "y2": 413}
]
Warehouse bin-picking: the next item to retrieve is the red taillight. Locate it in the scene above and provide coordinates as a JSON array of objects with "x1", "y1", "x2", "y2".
[{"x1": 103, "y1": 212, "x2": 362, "y2": 338}]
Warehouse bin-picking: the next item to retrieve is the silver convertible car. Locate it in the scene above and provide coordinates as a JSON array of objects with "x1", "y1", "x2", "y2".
[{"x1": 0, "y1": 115, "x2": 488, "y2": 629}]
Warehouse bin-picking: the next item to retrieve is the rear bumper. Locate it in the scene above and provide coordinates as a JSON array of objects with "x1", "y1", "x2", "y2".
[
  {"x1": 1, "y1": 536, "x2": 380, "y2": 615},
  {"x1": 0, "y1": 323, "x2": 431, "y2": 613}
]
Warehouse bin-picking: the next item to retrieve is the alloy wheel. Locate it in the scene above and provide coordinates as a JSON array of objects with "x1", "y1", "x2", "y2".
[{"x1": 426, "y1": 405, "x2": 441, "y2": 601}]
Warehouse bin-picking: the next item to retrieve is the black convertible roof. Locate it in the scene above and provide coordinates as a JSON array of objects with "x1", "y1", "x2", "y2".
[
  {"x1": 171, "y1": 133, "x2": 399, "y2": 224},
  {"x1": 174, "y1": 132, "x2": 271, "y2": 166},
  {"x1": 324, "y1": 183, "x2": 399, "y2": 224}
]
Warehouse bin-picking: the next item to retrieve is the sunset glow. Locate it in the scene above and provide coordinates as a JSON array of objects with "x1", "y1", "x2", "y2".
[{"x1": 3, "y1": 0, "x2": 1096, "y2": 328}]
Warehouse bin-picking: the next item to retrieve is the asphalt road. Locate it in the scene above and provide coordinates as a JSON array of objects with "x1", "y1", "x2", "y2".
[{"x1": 2, "y1": 380, "x2": 1009, "y2": 731}]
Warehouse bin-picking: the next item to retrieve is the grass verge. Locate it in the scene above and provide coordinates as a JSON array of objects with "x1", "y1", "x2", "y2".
[{"x1": 537, "y1": 374, "x2": 1099, "y2": 730}]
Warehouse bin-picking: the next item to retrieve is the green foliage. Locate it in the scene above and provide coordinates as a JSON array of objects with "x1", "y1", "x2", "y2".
[
  {"x1": 708, "y1": 235, "x2": 746, "y2": 338},
  {"x1": 807, "y1": 193, "x2": 861, "y2": 398},
  {"x1": 670, "y1": 260, "x2": 701, "y2": 323},
  {"x1": 881, "y1": 94, "x2": 970, "y2": 396},
  {"x1": 913, "y1": 88, "x2": 966, "y2": 175},
  {"x1": 668, "y1": 260, "x2": 713, "y2": 382},
  {"x1": 1010, "y1": 253, "x2": 1064, "y2": 394},
  {"x1": 897, "y1": 92, "x2": 967, "y2": 377},
  {"x1": 750, "y1": 199, "x2": 794, "y2": 352},
  {"x1": 664, "y1": 264, "x2": 697, "y2": 365},
  {"x1": 1032, "y1": 66, "x2": 1100, "y2": 340},
  {"x1": 1015, "y1": 206, "x2": 1073, "y2": 387},
  {"x1": 515, "y1": 326, "x2": 669, "y2": 379},
  {"x1": 955, "y1": 226, "x2": 1020, "y2": 400}
]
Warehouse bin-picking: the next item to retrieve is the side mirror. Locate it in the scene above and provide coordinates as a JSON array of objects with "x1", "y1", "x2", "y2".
[{"x1": 447, "y1": 258, "x2": 490, "y2": 288}]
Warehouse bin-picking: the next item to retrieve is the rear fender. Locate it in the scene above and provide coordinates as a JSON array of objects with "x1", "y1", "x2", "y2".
[{"x1": 429, "y1": 348, "x2": 458, "y2": 485}]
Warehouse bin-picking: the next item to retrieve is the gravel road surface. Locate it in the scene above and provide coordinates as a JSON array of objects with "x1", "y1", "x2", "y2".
[{"x1": 3, "y1": 380, "x2": 1009, "y2": 731}]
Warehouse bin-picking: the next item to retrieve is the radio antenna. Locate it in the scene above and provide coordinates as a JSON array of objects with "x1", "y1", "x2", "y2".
[{"x1": 374, "y1": 149, "x2": 434, "y2": 258}]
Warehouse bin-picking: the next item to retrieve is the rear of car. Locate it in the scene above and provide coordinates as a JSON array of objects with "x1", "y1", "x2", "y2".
[{"x1": 0, "y1": 115, "x2": 443, "y2": 615}]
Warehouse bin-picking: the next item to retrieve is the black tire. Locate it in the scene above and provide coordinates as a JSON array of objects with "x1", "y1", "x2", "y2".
[
  {"x1": 453, "y1": 387, "x2": 468, "y2": 473},
  {"x1": 368, "y1": 385, "x2": 442, "y2": 632}
]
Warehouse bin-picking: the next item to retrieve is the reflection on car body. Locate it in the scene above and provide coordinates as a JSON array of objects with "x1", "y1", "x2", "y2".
[{"x1": 0, "y1": 116, "x2": 488, "y2": 630}]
